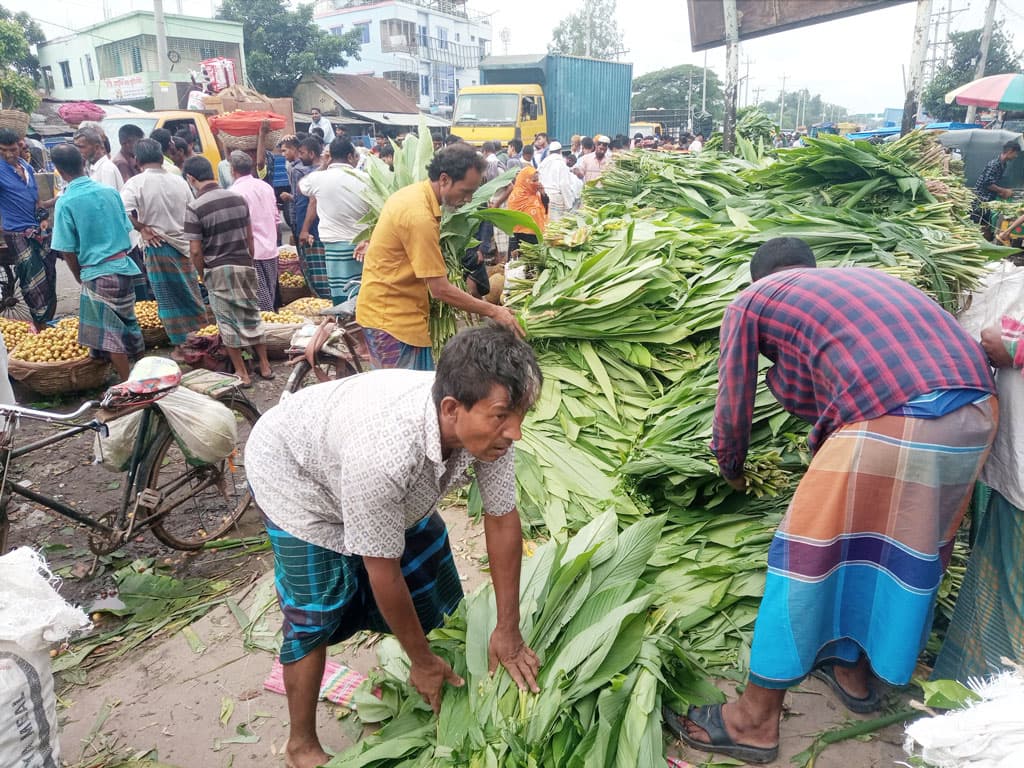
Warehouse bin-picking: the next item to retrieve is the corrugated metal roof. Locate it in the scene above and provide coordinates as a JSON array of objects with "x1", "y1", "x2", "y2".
[
  {"x1": 348, "y1": 110, "x2": 450, "y2": 128},
  {"x1": 312, "y1": 74, "x2": 419, "y2": 114}
]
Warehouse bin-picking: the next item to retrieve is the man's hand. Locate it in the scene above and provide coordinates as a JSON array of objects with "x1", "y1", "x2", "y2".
[
  {"x1": 726, "y1": 475, "x2": 747, "y2": 492},
  {"x1": 488, "y1": 304, "x2": 525, "y2": 338},
  {"x1": 488, "y1": 626, "x2": 540, "y2": 693},
  {"x1": 997, "y1": 230, "x2": 1011, "y2": 244},
  {"x1": 280, "y1": 191, "x2": 293, "y2": 203},
  {"x1": 260, "y1": 118, "x2": 271, "y2": 135},
  {"x1": 300, "y1": 230, "x2": 314, "y2": 246},
  {"x1": 354, "y1": 241, "x2": 369, "y2": 262},
  {"x1": 999, "y1": 187, "x2": 1014, "y2": 199},
  {"x1": 409, "y1": 653, "x2": 463, "y2": 714},
  {"x1": 981, "y1": 324, "x2": 1013, "y2": 368},
  {"x1": 140, "y1": 225, "x2": 165, "y2": 248}
]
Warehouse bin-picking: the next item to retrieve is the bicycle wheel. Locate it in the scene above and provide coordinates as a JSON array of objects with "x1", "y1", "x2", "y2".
[
  {"x1": 281, "y1": 355, "x2": 358, "y2": 398},
  {"x1": 144, "y1": 396, "x2": 260, "y2": 550},
  {"x1": 0, "y1": 264, "x2": 30, "y2": 322}
]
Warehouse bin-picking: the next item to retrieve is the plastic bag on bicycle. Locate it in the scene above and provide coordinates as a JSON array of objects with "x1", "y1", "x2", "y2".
[{"x1": 95, "y1": 387, "x2": 239, "y2": 470}]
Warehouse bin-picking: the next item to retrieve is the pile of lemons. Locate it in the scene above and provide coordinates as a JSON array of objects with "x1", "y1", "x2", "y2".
[
  {"x1": 284, "y1": 298, "x2": 332, "y2": 317},
  {"x1": 0, "y1": 318, "x2": 33, "y2": 350},
  {"x1": 195, "y1": 324, "x2": 220, "y2": 337},
  {"x1": 11, "y1": 325, "x2": 89, "y2": 363},
  {"x1": 260, "y1": 310, "x2": 304, "y2": 324},
  {"x1": 279, "y1": 272, "x2": 306, "y2": 288},
  {"x1": 135, "y1": 301, "x2": 163, "y2": 329}
]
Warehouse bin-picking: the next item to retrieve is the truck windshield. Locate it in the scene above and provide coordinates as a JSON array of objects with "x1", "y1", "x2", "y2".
[
  {"x1": 454, "y1": 94, "x2": 520, "y2": 125},
  {"x1": 101, "y1": 117, "x2": 159, "y2": 156}
]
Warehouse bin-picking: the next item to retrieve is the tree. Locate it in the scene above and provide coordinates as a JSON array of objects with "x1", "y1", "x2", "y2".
[
  {"x1": 0, "y1": 18, "x2": 38, "y2": 112},
  {"x1": 0, "y1": 6, "x2": 43, "y2": 84},
  {"x1": 632, "y1": 64, "x2": 724, "y2": 124},
  {"x1": 218, "y1": 0, "x2": 361, "y2": 97},
  {"x1": 758, "y1": 89, "x2": 847, "y2": 131},
  {"x1": 922, "y1": 24, "x2": 1020, "y2": 122},
  {"x1": 548, "y1": 0, "x2": 624, "y2": 60}
]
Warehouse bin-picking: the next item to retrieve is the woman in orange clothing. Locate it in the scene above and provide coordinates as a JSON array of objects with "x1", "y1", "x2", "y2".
[{"x1": 496, "y1": 145, "x2": 546, "y2": 256}]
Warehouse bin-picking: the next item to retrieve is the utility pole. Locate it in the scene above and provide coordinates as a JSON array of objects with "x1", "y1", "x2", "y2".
[
  {"x1": 722, "y1": 0, "x2": 740, "y2": 152},
  {"x1": 153, "y1": 0, "x2": 175, "y2": 109},
  {"x1": 966, "y1": 0, "x2": 998, "y2": 124},
  {"x1": 778, "y1": 74, "x2": 787, "y2": 131},
  {"x1": 701, "y1": 50, "x2": 708, "y2": 114},
  {"x1": 687, "y1": 68, "x2": 693, "y2": 132},
  {"x1": 752, "y1": 86, "x2": 762, "y2": 107},
  {"x1": 901, "y1": 0, "x2": 933, "y2": 136},
  {"x1": 743, "y1": 55, "x2": 751, "y2": 109}
]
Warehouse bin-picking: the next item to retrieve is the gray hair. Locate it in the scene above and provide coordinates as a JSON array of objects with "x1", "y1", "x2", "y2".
[
  {"x1": 229, "y1": 150, "x2": 253, "y2": 175},
  {"x1": 74, "y1": 126, "x2": 105, "y2": 146}
]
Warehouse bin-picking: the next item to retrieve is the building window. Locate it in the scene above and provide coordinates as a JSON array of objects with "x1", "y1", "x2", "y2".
[
  {"x1": 354, "y1": 22, "x2": 370, "y2": 44},
  {"x1": 455, "y1": 32, "x2": 460, "y2": 42},
  {"x1": 84, "y1": 53, "x2": 95, "y2": 82},
  {"x1": 200, "y1": 44, "x2": 216, "y2": 59},
  {"x1": 330, "y1": 25, "x2": 344, "y2": 36},
  {"x1": 437, "y1": 27, "x2": 448, "y2": 50},
  {"x1": 421, "y1": 74, "x2": 430, "y2": 96},
  {"x1": 131, "y1": 46, "x2": 143, "y2": 73},
  {"x1": 59, "y1": 60, "x2": 73, "y2": 88},
  {"x1": 381, "y1": 19, "x2": 415, "y2": 52},
  {"x1": 41, "y1": 65, "x2": 54, "y2": 93},
  {"x1": 418, "y1": 25, "x2": 428, "y2": 47},
  {"x1": 471, "y1": 35, "x2": 476, "y2": 42},
  {"x1": 384, "y1": 70, "x2": 419, "y2": 101}
]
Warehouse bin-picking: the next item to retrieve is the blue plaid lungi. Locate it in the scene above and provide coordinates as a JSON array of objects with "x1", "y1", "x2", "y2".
[
  {"x1": 266, "y1": 512, "x2": 463, "y2": 664},
  {"x1": 323, "y1": 241, "x2": 362, "y2": 305},
  {"x1": 143, "y1": 244, "x2": 205, "y2": 345}
]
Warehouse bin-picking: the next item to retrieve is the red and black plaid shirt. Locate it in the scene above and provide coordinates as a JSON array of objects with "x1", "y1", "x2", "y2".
[{"x1": 712, "y1": 267, "x2": 994, "y2": 480}]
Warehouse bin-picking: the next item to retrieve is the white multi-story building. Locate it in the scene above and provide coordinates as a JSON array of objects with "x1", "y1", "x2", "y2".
[{"x1": 313, "y1": 0, "x2": 491, "y2": 112}]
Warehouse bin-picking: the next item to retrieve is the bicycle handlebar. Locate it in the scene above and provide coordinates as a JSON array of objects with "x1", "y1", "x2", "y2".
[{"x1": 0, "y1": 400, "x2": 99, "y2": 424}]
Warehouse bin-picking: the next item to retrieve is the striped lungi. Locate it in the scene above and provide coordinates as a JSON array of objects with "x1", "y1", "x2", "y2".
[
  {"x1": 3, "y1": 231, "x2": 56, "y2": 327},
  {"x1": 127, "y1": 245, "x2": 154, "y2": 301},
  {"x1": 204, "y1": 264, "x2": 265, "y2": 348},
  {"x1": 143, "y1": 244, "x2": 205, "y2": 345},
  {"x1": 253, "y1": 257, "x2": 279, "y2": 312},
  {"x1": 932, "y1": 487, "x2": 1024, "y2": 682},
  {"x1": 78, "y1": 273, "x2": 144, "y2": 357},
  {"x1": 323, "y1": 241, "x2": 362, "y2": 305},
  {"x1": 363, "y1": 327, "x2": 434, "y2": 371},
  {"x1": 265, "y1": 512, "x2": 463, "y2": 664},
  {"x1": 297, "y1": 240, "x2": 330, "y2": 300},
  {"x1": 749, "y1": 397, "x2": 997, "y2": 689}
]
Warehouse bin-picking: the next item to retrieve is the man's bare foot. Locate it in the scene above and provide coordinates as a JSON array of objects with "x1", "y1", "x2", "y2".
[
  {"x1": 285, "y1": 739, "x2": 330, "y2": 768},
  {"x1": 682, "y1": 700, "x2": 779, "y2": 750}
]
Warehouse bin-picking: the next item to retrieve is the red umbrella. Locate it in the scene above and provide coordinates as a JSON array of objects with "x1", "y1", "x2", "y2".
[{"x1": 945, "y1": 73, "x2": 1024, "y2": 111}]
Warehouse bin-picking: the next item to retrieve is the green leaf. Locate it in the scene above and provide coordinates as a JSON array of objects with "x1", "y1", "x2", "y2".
[{"x1": 918, "y1": 678, "x2": 981, "y2": 709}]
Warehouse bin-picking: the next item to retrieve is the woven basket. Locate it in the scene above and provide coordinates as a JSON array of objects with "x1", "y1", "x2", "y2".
[
  {"x1": 221, "y1": 128, "x2": 286, "y2": 151},
  {"x1": 141, "y1": 326, "x2": 169, "y2": 348},
  {"x1": 279, "y1": 284, "x2": 311, "y2": 305},
  {"x1": 7, "y1": 356, "x2": 111, "y2": 396},
  {"x1": 262, "y1": 322, "x2": 305, "y2": 359},
  {"x1": 0, "y1": 110, "x2": 30, "y2": 138}
]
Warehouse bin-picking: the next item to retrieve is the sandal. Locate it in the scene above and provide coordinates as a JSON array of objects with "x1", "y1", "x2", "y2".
[
  {"x1": 810, "y1": 661, "x2": 882, "y2": 714},
  {"x1": 257, "y1": 370, "x2": 276, "y2": 381},
  {"x1": 663, "y1": 704, "x2": 779, "y2": 765}
]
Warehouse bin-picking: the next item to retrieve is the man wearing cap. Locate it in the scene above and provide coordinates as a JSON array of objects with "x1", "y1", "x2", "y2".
[
  {"x1": 578, "y1": 135, "x2": 612, "y2": 182},
  {"x1": 537, "y1": 142, "x2": 576, "y2": 222}
]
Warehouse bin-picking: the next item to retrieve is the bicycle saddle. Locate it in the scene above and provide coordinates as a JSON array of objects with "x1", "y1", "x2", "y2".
[
  {"x1": 318, "y1": 297, "x2": 357, "y2": 321},
  {"x1": 101, "y1": 357, "x2": 182, "y2": 408}
]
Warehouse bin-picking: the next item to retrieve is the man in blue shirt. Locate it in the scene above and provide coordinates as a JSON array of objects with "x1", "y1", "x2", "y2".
[
  {"x1": 0, "y1": 128, "x2": 57, "y2": 329},
  {"x1": 50, "y1": 144, "x2": 143, "y2": 381}
]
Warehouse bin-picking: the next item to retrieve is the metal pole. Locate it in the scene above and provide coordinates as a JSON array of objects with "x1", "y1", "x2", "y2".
[
  {"x1": 902, "y1": 0, "x2": 933, "y2": 136},
  {"x1": 779, "y1": 74, "x2": 787, "y2": 131},
  {"x1": 687, "y1": 68, "x2": 693, "y2": 132},
  {"x1": 701, "y1": 50, "x2": 708, "y2": 113},
  {"x1": 722, "y1": 0, "x2": 739, "y2": 152},
  {"x1": 966, "y1": 0, "x2": 998, "y2": 124},
  {"x1": 154, "y1": 0, "x2": 170, "y2": 81}
]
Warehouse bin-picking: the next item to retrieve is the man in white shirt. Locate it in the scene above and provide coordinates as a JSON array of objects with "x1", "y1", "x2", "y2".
[
  {"x1": 307, "y1": 108, "x2": 334, "y2": 140},
  {"x1": 689, "y1": 133, "x2": 704, "y2": 154},
  {"x1": 247, "y1": 325, "x2": 542, "y2": 768},
  {"x1": 577, "y1": 134, "x2": 613, "y2": 182},
  {"x1": 537, "y1": 141, "x2": 576, "y2": 221},
  {"x1": 74, "y1": 126, "x2": 123, "y2": 191},
  {"x1": 299, "y1": 137, "x2": 370, "y2": 304}
]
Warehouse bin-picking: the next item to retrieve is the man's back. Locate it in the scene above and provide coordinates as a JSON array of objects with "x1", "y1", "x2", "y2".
[
  {"x1": 298, "y1": 164, "x2": 368, "y2": 243},
  {"x1": 184, "y1": 187, "x2": 251, "y2": 268},
  {"x1": 120, "y1": 168, "x2": 191, "y2": 253},
  {"x1": 718, "y1": 267, "x2": 993, "y2": 450},
  {"x1": 232, "y1": 174, "x2": 279, "y2": 261}
]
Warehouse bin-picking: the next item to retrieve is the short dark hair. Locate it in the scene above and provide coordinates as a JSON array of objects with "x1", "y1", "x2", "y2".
[
  {"x1": 581, "y1": 136, "x2": 595, "y2": 150},
  {"x1": 432, "y1": 325, "x2": 541, "y2": 412},
  {"x1": 171, "y1": 136, "x2": 189, "y2": 154},
  {"x1": 117, "y1": 124, "x2": 145, "y2": 143},
  {"x1": 329, "y1": 137, "x2": 355, "y2": 161},
  {"x1": 150, "y1": 128, "x2": 172, "y2": 152},
  {"x1": 51, "y1": 143, "x2": 85, "y2": 176},
  {"x1": 534, "y1": 132, "x2": 547, "y2": 141},
  {"x1": 427, "y1": 142, "x2": 487, "y2": 183},
  {"x1": 299, "y1": 137, "x2": 322, "y2": 155},
  {"x1": 281, "y1": 136, "x2": 300, "y2": 149},
  {"x1": 379, "y1": 144, "x2": 394, "y2": 159},
  {"x1": 444, "y1": 134, "x2": 463, "y2": 146},
  {"x1": 522, "y1": 144, "x2": 535, "y2": 158},
  {"x1": 1003, "y1": 140, "x2": 1020, "y2": 153},
  {"x1": 133, "y1": 138, "x2": 164, "y2": 166},
  {"x1": 749, "y1": 237, "x2": 817, "y2": 282},
  {"x1": 310, "y1": 127, "x2": 325, "y2": 139},
  {"x1": 183, "y1": 155, "x2": 214, "y2": 182},
  {"x1": 0, "y1": 128, "x2": 19, "y2": 146},
  {"x1": 509, "y1": 139, "x2": 523, "y2": 153}
]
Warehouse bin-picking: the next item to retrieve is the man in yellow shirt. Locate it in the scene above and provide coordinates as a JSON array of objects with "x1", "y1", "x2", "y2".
[{"x1": 356, "y1": 143, "x2": 522, "y2": 369}]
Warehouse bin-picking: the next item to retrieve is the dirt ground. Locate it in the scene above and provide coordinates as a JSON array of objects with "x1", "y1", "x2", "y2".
[{"x1": 7, "y1": 264, "x2": 914, "y2": 767}]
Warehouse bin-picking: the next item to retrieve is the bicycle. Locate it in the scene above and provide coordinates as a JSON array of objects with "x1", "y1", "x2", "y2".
[
  {"x1": 281, "y1": 303, "x2": 367, "y2": 397},
  {"x1": 0, "y1": 361, "x2": 261, "y2": 555}
]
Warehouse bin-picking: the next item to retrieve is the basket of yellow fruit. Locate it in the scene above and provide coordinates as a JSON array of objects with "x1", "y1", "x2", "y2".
[
  {"x1": 260, "y1": 309, "x2": 307, "y2": 359},
  {"x1": 0, "y1": 318, "x2": 33, "y2": 351},
  {"x1": 283, "y1": 297, "x2": 333, "y2": 321},
  {"x1": 279, "y1": 271, "x2": 311, "y2": 305},
  {"x1": 7, "y1": 324, "x2": 110, "y2": 395},
  {"x1": 135, "y1": 301, "x2": 169, "y2": 348}
]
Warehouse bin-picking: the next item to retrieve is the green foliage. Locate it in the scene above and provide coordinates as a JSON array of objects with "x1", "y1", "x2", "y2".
[
  {"x1": 632, "y1": 64, "x2": 723, "y2": 123},
  {"x1": 217, "y1": 0, "x2": 361, "y2": 97},
  {"x1": 0, "y1": 5, "x2": 43, "y2": 82},
  {"x1": 548, "y1": 0, "x2": 624, "y2": 60},
  {"x1": 0, "y1": 17, "x2": 38, "y2": 112},
  {"x1": 922, "y1": 24, "x2": 1021, "y2": 122},
  {"x1": 758, "y1": 88, "x2": 848, "y2": 131}
]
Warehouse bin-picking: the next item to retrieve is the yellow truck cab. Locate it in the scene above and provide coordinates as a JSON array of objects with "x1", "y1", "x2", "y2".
[
  {"x1": 452, "y1": 84, "x2": 546, "y2": 146},
  {"x1": 629, "y1": 121, "x2": 662, "y2": 138},
  {"x1": 101, "y1": 111, "x2": 221, "y2": 169}
]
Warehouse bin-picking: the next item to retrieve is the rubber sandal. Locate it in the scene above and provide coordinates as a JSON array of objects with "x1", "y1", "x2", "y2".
[
  {"x1": 239, "y1": 380, "x2": 254, "y2": 390},
  {"x1": 662, "y1": 704, "x2": 779, "y2": 765},
  {"x1": 810, "y1": 661, "x2": 882, "y2": 714},
  {"x1": 257, "y1": 370, "x2": 276, "y2": 381}
]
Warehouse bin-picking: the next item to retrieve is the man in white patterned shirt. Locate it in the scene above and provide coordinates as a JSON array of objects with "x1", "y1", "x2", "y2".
[{"x1": 247, "y1": 325, "x2": 542, "y2": 768}]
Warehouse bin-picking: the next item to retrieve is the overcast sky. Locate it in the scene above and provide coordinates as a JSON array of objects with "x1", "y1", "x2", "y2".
[{"x1": 19, "y1": 0, "x2": 1024, "y2": 113}]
